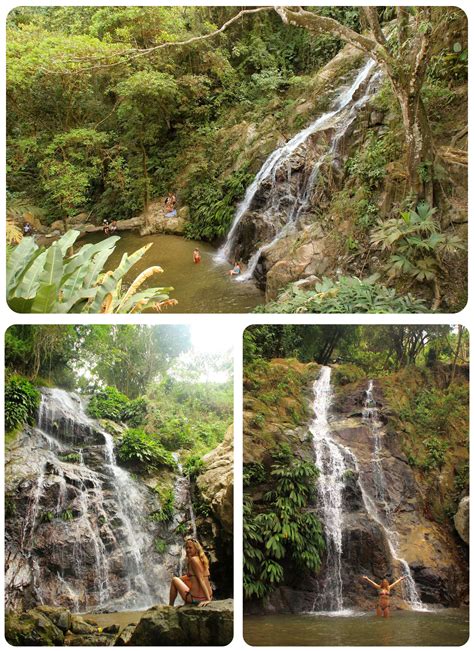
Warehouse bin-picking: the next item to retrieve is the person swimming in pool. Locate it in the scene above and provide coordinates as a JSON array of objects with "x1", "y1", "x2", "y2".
[
  {"x1": 169, "y1": 538, "x2": 213, "y2": 607},
  {"x1": 362, "y1": 575, "x2": 406, "y2": 617}
]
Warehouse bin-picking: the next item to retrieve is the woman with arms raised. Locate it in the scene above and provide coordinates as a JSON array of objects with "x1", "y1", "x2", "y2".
[
  {"x1": 169, "y1": 538, "x2": 213, "y2": 607},
  {"x1": 362, "y1": 575, "x2": 406, "y2": 617}
]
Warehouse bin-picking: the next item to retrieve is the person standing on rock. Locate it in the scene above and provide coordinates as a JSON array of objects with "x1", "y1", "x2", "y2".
[
  {"x1": 169, "y1": 538, "x2": 213, "y2": 607},
  {"x1": 362, "y1": 575, "x2": 406, "y2": 617}
]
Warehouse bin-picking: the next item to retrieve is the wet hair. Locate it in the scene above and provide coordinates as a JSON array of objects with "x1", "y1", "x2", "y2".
[
  {"x1": 381, "y1": 579, "x2": 390, "y2": 589},
  {"x1": 185, "y1": 537, "x2": 210, "y2": 572}
]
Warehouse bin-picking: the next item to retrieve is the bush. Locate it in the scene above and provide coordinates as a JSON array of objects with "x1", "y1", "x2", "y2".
[
  {"x1": 121, "y1": 397, "x2": 148, "y2": 428},
  {"x1": 87, "y1": 386, "x2": 130, "y2": 422},
  {"x1": 5, "y1": 375, "x2": 40, "y2": 432},
  {"x1": 118, "y1": 428, "x2": 176, "y2": 469},
  {"x1": 149, "y1": 488, "x2": 175, "y2": 523},
  {"x1": 257, "y1": 275, "x2": 428, "y2": 314},
  {"x1": 243, "y1": 445, "x2": 325, "y2": 599}
]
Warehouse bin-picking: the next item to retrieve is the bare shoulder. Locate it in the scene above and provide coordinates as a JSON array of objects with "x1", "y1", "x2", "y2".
[{"x1": 190, "y1": 555, "x2": 205, "y2": 572}]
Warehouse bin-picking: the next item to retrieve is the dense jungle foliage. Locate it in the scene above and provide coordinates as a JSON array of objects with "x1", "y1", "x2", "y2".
[
  {"x1": 243, "y1": 325, "x2": 469, "y2": 601},
  {"x1": 6, "y1": 7, "x2": 468, "y2": 312},
  {"x1": 5, "y1": 325, "x2": 233, "y2": 466},
  {"x1": 7, "y1": 6, "x2": 359, "y2": 229}
]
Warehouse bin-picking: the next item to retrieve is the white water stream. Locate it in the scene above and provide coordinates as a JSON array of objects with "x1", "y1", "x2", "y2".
[
  {"x1": 218, "y1": 58, "x2": 381, "y2": 280},
  {"x1": 309, "y1": 368, "x2": 425, "y2": 613}
]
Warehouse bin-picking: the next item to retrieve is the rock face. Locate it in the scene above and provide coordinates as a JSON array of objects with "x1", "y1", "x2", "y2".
[
  {"x1": 454, "y1": 496, "x2": 469, "y2": 544},
  {"x1": 224, "y1": 46, "x2": 382, "y2": 298},
  {"x1": 196, "y1": 425, "x2": 234, "y2": 599},
  {"x1": 243, "y1": 364, "x2": 468, "y2": 614},
  {"x1": 127, "y1": 600, "x2": 233, "y2": 646},
  {"x1": 4, "y1": 388, "x2": 184, "y2": 613},
  {"x1": 197, "y1": 425, "x2": 233, "y2": 534}
]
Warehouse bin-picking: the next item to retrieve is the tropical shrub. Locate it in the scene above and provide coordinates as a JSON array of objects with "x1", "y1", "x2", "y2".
[
  {"x1": 5, "y1": 375, "x2": 41, "y2": 432},
  {"x1": 121, "y1": 397, "x2": 149, "y2": 428},
  {"x1": 6, "y1": 229, "x2": 176, "y2": 313},
  {"x1": 183, "y1": 454, "x2": 204, "y2": 479},
  {"x1": 149, "y1": 488, "x2": 175, "y2": 523},
  {"x1": 87, "y1": 386, "x2": 129, "y2": 422},
  {"x1": 118, "y1": 428, "x2": 176, "y2": 469},
  {"x1": 243, "y1": 446, "x2": 325, "y2": 599},
  {"x1": 370, "y1": 202, "x2": 466, "y2": 305},
  {"x1": 257, "y1": 275, "x2": 427, "y2": 314}
]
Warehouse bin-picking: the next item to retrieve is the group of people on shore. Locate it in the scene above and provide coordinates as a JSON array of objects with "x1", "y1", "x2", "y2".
[{"x1": 102, "y1": 219, "x2": 117, "y2": 235}]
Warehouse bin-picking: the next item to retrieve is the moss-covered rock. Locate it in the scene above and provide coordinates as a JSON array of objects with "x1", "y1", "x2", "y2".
[{"x1": 127, "y1": 600, "x2": 233, "y2": 646}]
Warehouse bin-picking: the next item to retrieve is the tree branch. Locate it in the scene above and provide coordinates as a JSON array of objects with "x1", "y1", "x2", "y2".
[{"x1": 40, "y1": 6, "x2": 273, "y2": 75}]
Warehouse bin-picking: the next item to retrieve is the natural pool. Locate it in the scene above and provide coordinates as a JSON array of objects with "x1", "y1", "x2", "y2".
[
  {"x1": 79, "y1": 231, "x2": 263, "y2": 313},
  {"x1": 244, "y1": 609, "x2": 469, "y2": 646}
]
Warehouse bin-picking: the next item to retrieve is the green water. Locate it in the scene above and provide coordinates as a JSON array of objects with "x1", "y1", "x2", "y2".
[
  {"x1": 244, "y1": 609, "x2": 469, "y2": 646},
  {"x1": 79, "y1": 231, "x2": 263, "y2": 313}
]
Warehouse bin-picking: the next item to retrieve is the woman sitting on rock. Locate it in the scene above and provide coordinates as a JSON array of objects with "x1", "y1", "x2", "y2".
[
  {"x1": 169, "y1": 538, "x2": 213, "y2": 607},
  {"x1": 362, "y1": 575, "x2": 406, "y2": 617}
]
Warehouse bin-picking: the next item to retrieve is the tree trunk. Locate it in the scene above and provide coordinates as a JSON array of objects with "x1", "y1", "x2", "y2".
[
  {"x1": 395, "y1": 88, "x2": 434, "y2": 203},
  {"x1": 140, "y1": 138, "x2": 151, "y2": 227}
]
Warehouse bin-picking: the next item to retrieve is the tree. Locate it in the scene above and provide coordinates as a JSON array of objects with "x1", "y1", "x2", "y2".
[
  {"x1": 274, "y1": 6, "x2": 450, "y2": 202},
  {"x1": 76, "y1": 325, "x2": 191, "y2": 397}
]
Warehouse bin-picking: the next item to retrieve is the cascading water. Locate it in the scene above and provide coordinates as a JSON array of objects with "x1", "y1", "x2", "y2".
[
  {"x1": 309, "y1": 368, "x2": 425, "y2": 613},
  {"x1": 6, "y1": 388, "x2": 181, "y2": 613},
  {"x1": 218, "y1": 57, "x2": 382, "y2": 281},
  {"x1": 309, "y1": 366, "x2": 349, "y2": 612},
  {"x1": 363, "y1": 380, "x2": 387, "y2": 510},
  {"x1": 358, "y1": 381, "x2": 426, "y2": 611}
]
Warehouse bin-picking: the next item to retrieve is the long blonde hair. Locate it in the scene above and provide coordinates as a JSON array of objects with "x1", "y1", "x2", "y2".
[{"x1": 186, "y1": 537, "x2": 209, "y2": 573}]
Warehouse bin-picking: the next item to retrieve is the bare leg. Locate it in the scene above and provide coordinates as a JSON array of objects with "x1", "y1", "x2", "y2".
[
  {"x1": 383, "y1": 606, "x2": 390, "y2": 618},
  {"x1": 169, "y1": 576, "x2": 190, "y2": 607},
  {"x1": 376, "y1": 606, "x2": 382, "y2": 617}
]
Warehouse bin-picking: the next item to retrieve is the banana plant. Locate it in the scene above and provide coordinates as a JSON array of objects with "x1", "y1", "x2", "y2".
[{"x1": 7, "y1": 230, "x2": 176, "y2": 313}]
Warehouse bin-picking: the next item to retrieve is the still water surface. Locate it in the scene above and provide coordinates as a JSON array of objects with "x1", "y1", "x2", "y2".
[
  {"x1": 244, "y1": 609, "x2": 469, "y2": 646},
  {"x1": 80, "y1": 231, "x2": 263, "y2": 313}
]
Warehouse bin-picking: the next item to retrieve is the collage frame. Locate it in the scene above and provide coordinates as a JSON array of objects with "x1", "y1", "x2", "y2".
[{"x1": 2, "y1": 0, "x2": 472, "y2": 648}]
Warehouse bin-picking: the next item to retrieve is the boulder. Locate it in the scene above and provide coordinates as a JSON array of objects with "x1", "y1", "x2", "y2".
[
  {"x1": 67, "y1": 212, "x2": 89, "y2": 225},
  {"x1": 5, "y1": 608, "x2": 65, "y2": 646},
  {"x1": 196, "y1": 426, "x2": 233, "y2": 534},
  {"x1": 126, "y1": 600, "x2": 233, "y2": 646},
  {"x1": 50, "y1": 219, "x2": 66, "y2": 234},
  {"x1": 114, "y1": 623, "x2": 136, "y2": 646},
  {"x1": 454, "y1": 496, "x2": 469, "y2": 544},
  {"x1": 36, "y1": 605, "x2": 72, "y2": 632}
]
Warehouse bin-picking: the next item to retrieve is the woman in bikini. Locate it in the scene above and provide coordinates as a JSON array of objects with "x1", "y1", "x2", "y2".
[
  {"x1": 169, "y1": 538, "x2": 213, "y2": 607},
  {"x1": 362, "y1": 575, "x2": 406, "y2": 617}
]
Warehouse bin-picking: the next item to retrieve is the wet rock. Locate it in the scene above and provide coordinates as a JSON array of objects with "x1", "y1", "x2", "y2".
[
  {"x1": 127, "y1": 600, "x2": 233, "y2": 646},
  {"x1": 70, "y1": 614, "x2": 99, "y2": 634},
  {"x1": 454, "y1": 496, "x2": 469, "y2": 544},
  {"x1": 36, "y1": 605, "x2": 72, "y2": 632},
  {"x1": 114, "y1": 623, "x2": 136, "y2": 646},
  {"x1": 5, "y1": 608, "x2": 65, "y2": 646}
]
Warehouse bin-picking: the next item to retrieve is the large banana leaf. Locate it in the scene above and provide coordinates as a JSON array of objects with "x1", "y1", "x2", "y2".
[
  {"x1": 6, "y1": 236, "x2": 38, "y2": 289},
  {"x1": 29, "y1": 244, "x2": 64, "y2": 312},
  {"x1": 86, "y1": 244, "x2": 152, "y2": 313}
]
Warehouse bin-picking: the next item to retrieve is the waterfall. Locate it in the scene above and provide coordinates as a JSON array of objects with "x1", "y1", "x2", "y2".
[
  {"x1": 218, "y1": 57, "x2": 381, "y2": 280},
  {"x1": 9, "y1": 388, "x2": 179, "y2": 612},
  {"x1": 309, "y1": 366, "x2": 348, "y2": 612},
  {"x1": 359, "y1": 381, "x2": 426, "y2": 610},
  {"x1": 363, "y1": 380, "x2": 387, "y2": 510},
  {"x1": 103, "y1": 433, "x2": 154, "y2": 607},
  {"x1": 309, "y1": 368, "x2": 425, "y2": 613}
]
